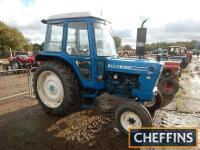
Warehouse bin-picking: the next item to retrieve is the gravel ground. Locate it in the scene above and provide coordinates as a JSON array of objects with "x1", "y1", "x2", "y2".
[
  {"x1": 153, "y1": 56, "x2": 200, "y2": 150},
  {"x1": 0, "y1": 56, "x2": 200, "y2": 150}
]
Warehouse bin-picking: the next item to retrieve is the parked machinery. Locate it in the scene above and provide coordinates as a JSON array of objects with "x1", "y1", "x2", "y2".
[
  {"x1": 158, "y1": 61, "x2": 181, "y2": 96},
  {"x1": 8, "y1": 51, "x2": 38, "y2": 70}
]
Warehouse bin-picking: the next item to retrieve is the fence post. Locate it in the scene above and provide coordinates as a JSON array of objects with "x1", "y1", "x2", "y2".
[
  {"x1": 27, "y1": 68, "x2": 32, "y2": 97},
  {"x1": 27, "y1": 67, "x2": 36, "y2": 98}
]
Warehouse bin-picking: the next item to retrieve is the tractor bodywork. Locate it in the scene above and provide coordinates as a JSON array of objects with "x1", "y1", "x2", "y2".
[
  {"x1": 168, "y1": 55, "x2": 188, "y2": 69},
  {"x1": 37, "y1": 51, "x2": 162, "y2": 102},
  {"x1": 33, "y1": 12, "x2": 164, "y2": 133},
  {"x1": 162, "y1": 61, "x2": 181, "y2": 79}
]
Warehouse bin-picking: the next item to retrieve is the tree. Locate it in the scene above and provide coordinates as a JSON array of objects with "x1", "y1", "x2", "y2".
[
  {"x1": 23, "y1": 38, "x2": 33, "y2": 51},
  {"x1": 0, "y1": 22, "x2": 25, "y2": 51},
  {"x1": 122, "y1": 44, "x2": 132, "y2": 51},
  {"x1": 33, "y1": 43, "x2": 43, "y2": 51},
  {"x1": 113, "y1": 36, "x2": 122, "y2": 50}
]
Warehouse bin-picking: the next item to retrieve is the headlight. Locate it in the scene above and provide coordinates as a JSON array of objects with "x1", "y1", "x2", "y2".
[
  {"x1": 113, "y1": 74, "x2": 118, "y2": 79},
  {"x1": 147, "y1": 65, "x2": 156, "y2": 74}
]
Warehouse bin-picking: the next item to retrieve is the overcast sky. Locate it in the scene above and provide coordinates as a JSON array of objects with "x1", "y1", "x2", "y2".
[{"x1": 0, "y1": 0, "x2": 200, "y2": 47}]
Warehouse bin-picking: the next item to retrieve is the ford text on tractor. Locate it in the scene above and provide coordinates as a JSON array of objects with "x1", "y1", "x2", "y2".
[{"x1": 33, "y1": 12, "x2": 163, "y2": 134}]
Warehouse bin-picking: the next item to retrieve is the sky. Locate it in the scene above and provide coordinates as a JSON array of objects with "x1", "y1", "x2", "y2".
[{"x1": 0, "y1": 0, "x2": 200, "y2": 47}]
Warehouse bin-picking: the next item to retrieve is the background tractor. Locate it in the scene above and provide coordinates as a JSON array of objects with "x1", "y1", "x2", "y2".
[
  {"x1": 158, "y1": 61, "x2": 181, "y2": 96},
  {"x1": 8, "y1": 51, "x2": 37, "y2": 70},
  {"x1": 33, "y1": 12, "x2": 163, "y2": 134}
]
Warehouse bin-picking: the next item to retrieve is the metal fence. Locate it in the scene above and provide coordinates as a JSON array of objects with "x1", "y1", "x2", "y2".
[{"x1": 0, "y1": 68, "x2": 35, "y2": 101}]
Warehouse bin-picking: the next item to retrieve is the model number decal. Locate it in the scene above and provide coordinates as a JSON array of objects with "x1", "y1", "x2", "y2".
[{"x1": 107, "y1": 64, "x2": 147, "y2": 70}]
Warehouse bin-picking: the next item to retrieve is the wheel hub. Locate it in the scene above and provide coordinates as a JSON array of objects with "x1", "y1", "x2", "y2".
[
  {"x1": 128, "y1": 117, "x2": 136, "y2": 124},
  {"x1": 48, "y1": 84, "x2": 57, "y2": 95},
  {"x1": 120, "y1": 111, "x2": 142, "y2": 131}
]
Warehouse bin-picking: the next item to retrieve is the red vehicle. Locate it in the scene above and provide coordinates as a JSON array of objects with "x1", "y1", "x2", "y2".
[
  {"x1": 158, "y1": 61, "x2": 181, "y2": 96},
  {"x1": 8, "y1": 52, "x2": 36, "y2": 70}
]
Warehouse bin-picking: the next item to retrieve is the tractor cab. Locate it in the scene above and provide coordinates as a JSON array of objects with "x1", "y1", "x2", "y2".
[{"x1": 39, "y1": 12, "x2": 118, "y2": 89}]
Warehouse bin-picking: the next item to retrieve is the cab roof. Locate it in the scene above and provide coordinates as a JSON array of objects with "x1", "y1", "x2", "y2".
[{"x1": 47, "y1": 12, "x2": 106, "y2": 21}]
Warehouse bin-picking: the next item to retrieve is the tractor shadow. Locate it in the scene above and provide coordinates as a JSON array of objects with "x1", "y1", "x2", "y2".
[{"x1": 0, "y1": 98, "x2": 136, "y2": 150}]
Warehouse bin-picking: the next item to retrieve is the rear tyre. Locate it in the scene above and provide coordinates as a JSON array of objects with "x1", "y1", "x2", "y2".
[
  {"x1": 158, "y1": 77, "x2": 179, "y2": 96},
  {"x1": 33, "y1": 61, "x2": 81, "y2": 116},
  {"x1": 115, "y1": 101, "x2": 152, "y2": 135},
  {"x1": 11, "y1": 60, "x2": 21, "y2": 70}
]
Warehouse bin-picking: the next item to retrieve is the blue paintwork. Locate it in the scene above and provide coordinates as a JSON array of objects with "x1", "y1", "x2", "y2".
[
  {"x1": 105, "y1": 57, "x2": 163, "y2": 100},
  {"x1": 36, "y1": 16, "x2": 163, "y2": 103}
]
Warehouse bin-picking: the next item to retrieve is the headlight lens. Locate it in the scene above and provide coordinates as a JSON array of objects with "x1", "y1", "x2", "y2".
[{"x1": 148, "y1": 65, "x2": 156, "y2": 74}]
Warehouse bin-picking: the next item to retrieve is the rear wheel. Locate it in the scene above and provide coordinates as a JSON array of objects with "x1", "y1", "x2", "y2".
[
  {"x1": 115, "y1": 101, "x2": 152, "y2": 135},
  {"x1": 33, "y1": 61, "x2": 81, "y2": 116},
  {"x1": 158, "y1": 77, "x2": 179, "y2": 96}
]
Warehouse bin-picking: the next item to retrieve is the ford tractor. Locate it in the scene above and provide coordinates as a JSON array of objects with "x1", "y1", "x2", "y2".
[{"x1": 33, "y1": 12, "x2": 163, "y2": 134}]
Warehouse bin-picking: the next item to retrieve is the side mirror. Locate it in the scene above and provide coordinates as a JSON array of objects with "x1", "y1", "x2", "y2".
[
  {"x1": 41, "y1": 19, "x2": 47, "y2": 24},
  {"x1": 136, "y1": 19, "x2": 148, "y2": 57}
]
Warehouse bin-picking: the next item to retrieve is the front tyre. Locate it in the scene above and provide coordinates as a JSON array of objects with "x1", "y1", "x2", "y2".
[
  {"x1": 115, "y1": 101, "x2": 152, "y2": 135},
  {"x1": 33, "y1": 61, "x2": 81, "y2": 116},
  {"x1": 145, "y1": 90, "x2": 163, "y2": 116}
]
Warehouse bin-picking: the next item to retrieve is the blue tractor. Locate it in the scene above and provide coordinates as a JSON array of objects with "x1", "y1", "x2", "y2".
[{"x1": 33, "y1": 12, "x2": 163, "y2": 134}]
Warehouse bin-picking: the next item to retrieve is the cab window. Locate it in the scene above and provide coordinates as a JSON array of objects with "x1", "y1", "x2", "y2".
[
  {"x1": 66, "y1": 22, "x2": 90, "y2": 56},
  {"x1": 45, "y1": 24, "x2": 63, "y2": 52}
]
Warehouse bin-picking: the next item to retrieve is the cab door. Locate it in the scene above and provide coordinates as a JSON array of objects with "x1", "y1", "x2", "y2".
[{"x1": 65, "y1": 20, "x2": 97, "y2": 89}]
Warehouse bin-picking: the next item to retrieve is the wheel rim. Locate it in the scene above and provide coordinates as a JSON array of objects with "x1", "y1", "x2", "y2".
[
  {"x1": 12, "y1": 62, "x2": 19, "y2": 70},
  {"x1": 120, "y1": 111, "x2": 142, "y2": 131},
  {"x1": 37, "y1": 71, "x2": 64, "y2": 108}
]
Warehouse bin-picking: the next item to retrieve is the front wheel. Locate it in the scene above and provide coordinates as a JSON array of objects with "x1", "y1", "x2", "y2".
[
  {"x1": 145, "y1": 90, "x2": 163, "y2": 117},
  {"x1": 115, "y1": 101, "x2": 152, "y2": 135},
  {"x1": 145, "y1": 90, "x2": 163, "y2": 111}
]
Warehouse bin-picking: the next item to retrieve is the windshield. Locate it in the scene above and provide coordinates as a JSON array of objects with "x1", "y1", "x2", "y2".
[{"x1": 93, "y1": 23, "x2": 117, "y2": 56}]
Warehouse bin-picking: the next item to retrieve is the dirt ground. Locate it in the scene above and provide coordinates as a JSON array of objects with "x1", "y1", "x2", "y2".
[{"x1": 0, "y1": 56, "x2": 200, "y2": 150}]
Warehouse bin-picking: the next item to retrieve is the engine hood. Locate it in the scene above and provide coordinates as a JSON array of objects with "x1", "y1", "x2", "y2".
[{"x1": 105, "y1": 57, "x2": 163, "y2": 75}]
